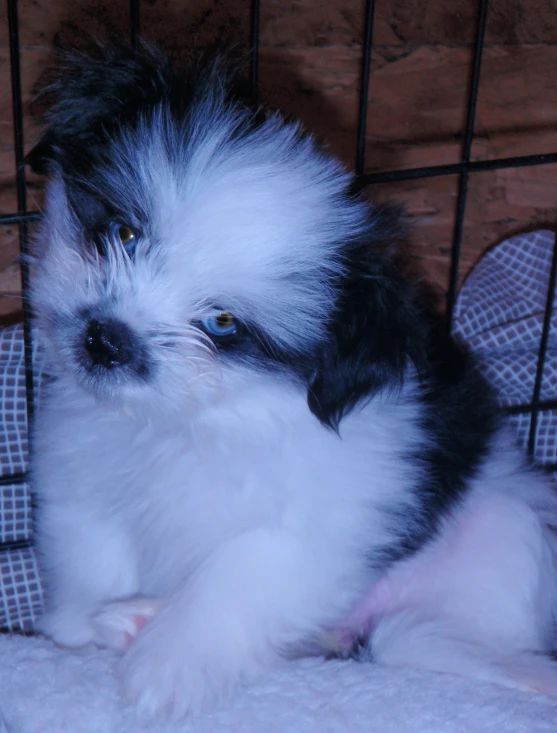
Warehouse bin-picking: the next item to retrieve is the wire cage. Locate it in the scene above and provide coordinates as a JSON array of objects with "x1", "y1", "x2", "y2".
[{"x1": 1, "y1": 0, "x2": 557, "y2": 632}]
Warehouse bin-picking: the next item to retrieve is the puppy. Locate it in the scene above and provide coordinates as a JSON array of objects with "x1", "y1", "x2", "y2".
[{"x1": 28, "y1": 42, "x2": 557, "y2": 716}]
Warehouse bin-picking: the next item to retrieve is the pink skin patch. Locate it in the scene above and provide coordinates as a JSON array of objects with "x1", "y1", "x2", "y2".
[
  {"x1": 325, "y1": 489, "x2": 552, "y2": 661},
  {"x1": 121, "y1": 612, "x2": 151, "y2": 647},
  {"x1": 92, "y1": 597, "x2": 166, "y2": 651}
]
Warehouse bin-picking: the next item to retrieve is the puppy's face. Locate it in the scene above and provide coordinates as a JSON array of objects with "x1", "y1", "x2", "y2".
[{"x1": 29, "y1": 44, "x2": 415, "y2": 425}]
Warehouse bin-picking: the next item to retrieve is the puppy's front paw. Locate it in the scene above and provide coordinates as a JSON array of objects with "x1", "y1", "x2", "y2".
[
  {"x1": 39, "y1": 605, "x2": 96, "y2": 648},
  {"x1": 120, "y1": 626, "x2": 213, "y2": 717},
  {"x1": 119, "y1": 609, "x2": 252, "y2": 718}
]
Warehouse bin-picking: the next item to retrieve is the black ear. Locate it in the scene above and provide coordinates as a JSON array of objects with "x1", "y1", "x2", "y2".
[
  {"x1": 26, "y1": 41, "x2": 175, "y2": 176},
  {"x1": 307, "y1": 245, "x2": 429, "y2": 431}
]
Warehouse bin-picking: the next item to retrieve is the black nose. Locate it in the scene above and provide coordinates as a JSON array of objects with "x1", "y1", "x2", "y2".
[{"x1": 84, "y1": 318, "x2": 133, "y2": 369}]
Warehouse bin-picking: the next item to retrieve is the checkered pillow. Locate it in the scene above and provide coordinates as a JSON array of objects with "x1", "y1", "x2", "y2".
[
  {"x1": 452, "y1": 229, "x2": 557, "y2": 469},
  {"x1": 0, "y1": 324, "x2": 46, "y2": 631},
  {"x1": 1, "y1": 230, "x2": 556, "y2": 632}
]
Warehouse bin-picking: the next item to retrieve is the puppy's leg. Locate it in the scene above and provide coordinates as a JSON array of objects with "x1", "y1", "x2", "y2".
[
  {"x1": 37, "y1": 503, "x2": 138, "y2": 648},
  {"x1": 119, "y1": 528, "x2": 352, "y2": 717},
  {"x1": 368, "y1": 612, "x2": 557, "y2": 696},
  {"x1": 367, "y1": 491, "x2": 557, "y2": 696}
]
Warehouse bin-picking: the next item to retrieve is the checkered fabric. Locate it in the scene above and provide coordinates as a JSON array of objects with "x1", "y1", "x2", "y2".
[
  {"x1": 452, "y1": 229, "x2": 557, "y2": 467},
  {"x1": 0, "y1": 324, "x2": 45, "y2": 631},
  {"x1": 0, "y1": 229, "x2": 556, "y2": 632}
]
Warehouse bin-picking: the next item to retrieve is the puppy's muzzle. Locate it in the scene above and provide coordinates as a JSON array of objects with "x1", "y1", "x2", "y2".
[{"x1": 84, "y1": 318, "x2": 134, "y2": 370}]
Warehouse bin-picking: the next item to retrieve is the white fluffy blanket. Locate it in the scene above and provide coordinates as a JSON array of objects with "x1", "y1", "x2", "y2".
[{"x1": 0, "y1": 634, "x2": 555, "y2": 733}]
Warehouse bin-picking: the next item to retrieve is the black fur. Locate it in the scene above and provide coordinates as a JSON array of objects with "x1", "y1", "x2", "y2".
[
  {"x1": 305, "y1": 241, "x2": 500, "y2": 564},
  {"x1": 30, "y1": 43, "x2": 212, "y2": 175},
  {"x1": 28, "y1": 41, "x2": 259, "y2": 179},
  {"x1": 371, "y1": 337, "x2": 500, "y2": 566},
  {"x1": 307, "y1": 241, "x2": 428, "y2": 431}
]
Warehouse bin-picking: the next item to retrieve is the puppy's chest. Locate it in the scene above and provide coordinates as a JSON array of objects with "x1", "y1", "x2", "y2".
[{"x1": 109, "y1": 425, "x2": 290, "y2": 576}]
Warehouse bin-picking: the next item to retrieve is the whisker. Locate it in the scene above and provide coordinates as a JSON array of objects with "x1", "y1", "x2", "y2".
[
  {"x1": 151, "y1": 324, "x2": 216, "y2": 359},
  {"x1": 185, "y1": 368, "x2": 222, "y2": 387},
  {"x1": 252, "y1": 328, "x2": 282, "y2": 362},
  {"x1": 25, "y1": 186, "x2": 43, "y2": 215}
]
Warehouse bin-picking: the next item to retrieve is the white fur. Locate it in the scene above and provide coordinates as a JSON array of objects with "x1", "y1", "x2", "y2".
[{"x1": 31, "y1": 86, "x2": 557, "y2": 717}]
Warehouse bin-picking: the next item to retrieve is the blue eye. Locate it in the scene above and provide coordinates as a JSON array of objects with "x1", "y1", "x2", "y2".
[
  {"x1": 109, "y1": 223, "x2": 138, "y2": 255},
  {"x1": 201, "y1": 312, "x2": 237, "y2": 338}
]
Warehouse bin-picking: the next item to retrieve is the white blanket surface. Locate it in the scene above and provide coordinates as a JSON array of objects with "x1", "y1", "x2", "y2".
[{"x1": 0, "y1": 634, "x2": 555, "y2": 733}]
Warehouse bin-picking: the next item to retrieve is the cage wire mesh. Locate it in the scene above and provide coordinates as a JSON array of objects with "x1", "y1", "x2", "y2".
[{"x1": 1, "y1": 0, "x2": 557, "y2": 631}]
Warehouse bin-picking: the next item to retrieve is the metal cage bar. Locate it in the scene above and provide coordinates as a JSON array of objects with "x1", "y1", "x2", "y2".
[
  {"x1": 361, "y1": 151, "x2": 557, "y2": 185},
  {"x1": 6, "y1": 0, "x2": 35, "y2": 471},
  {"x1": 526, "y1": 230, "x2": 557, "y2": 455},
  {"x1": 249, "y1": 0, "x2": 261, "y2": 100},
  {"x1": 355, "y1": 0, "x2": 375, "y2": 177},
  {"x1": 445, "y1": 0, "x2": 489, "y2": 329},
  {"x1": 130, "y1": 0, "x2": 140, "y2": 46},
  {"x1": 506, "y1": 398, "x2": 557, "y2": 416}
]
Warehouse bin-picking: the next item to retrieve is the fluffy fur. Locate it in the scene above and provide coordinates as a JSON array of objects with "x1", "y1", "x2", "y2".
[{"x1": 28, "y1": 42, "x2": 557, "y2": 717}]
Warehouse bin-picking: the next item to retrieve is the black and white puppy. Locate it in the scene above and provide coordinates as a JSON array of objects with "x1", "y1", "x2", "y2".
[{"x1": 28, "y1": 42, "x2": 557, "y2": 716}]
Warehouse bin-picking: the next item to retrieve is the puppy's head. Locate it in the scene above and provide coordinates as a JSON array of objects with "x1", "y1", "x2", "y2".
[{"x1": 29, "y1": 42, "x2": 425, "y2": 424}]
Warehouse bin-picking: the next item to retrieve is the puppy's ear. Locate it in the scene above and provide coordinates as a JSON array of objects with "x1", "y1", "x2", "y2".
[
  {"x1": 26, "y1": 41, "x2": 174, "y2": 175},
  {"x1": 307, "y1": 230, "x2": 429, "y2": 431}
]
